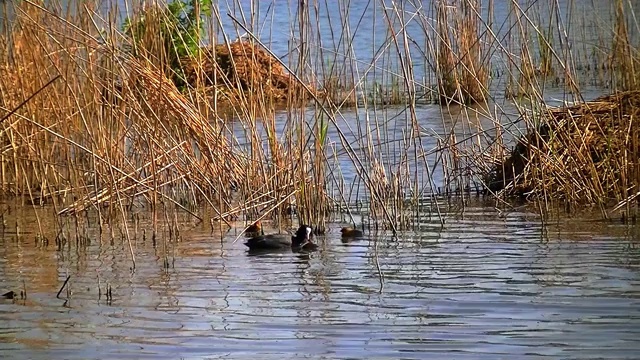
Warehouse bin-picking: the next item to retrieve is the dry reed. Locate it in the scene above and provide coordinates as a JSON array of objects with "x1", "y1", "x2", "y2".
[
  {"x1": 487, "y1": 91, "x2": 640, "y2": 214},
  {"x1": 435, "y1": 0, "x2": 489, "y2": 104},
  {"x1": 0, "y1": 0, "x2": 638, "y2": 250}
]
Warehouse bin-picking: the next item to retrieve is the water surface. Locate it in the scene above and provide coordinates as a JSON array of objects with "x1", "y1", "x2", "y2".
[
  {"x1": 0, "y1": 1, "x2": 638, "y2": 358},
  {"x1": 1, "y1": 204, "x2": 639, "y2": 359}
]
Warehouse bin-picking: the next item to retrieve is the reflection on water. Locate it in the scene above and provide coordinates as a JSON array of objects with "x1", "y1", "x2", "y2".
[{"x1": 1, "y1": 204, "x2": 639, "y2": 359}]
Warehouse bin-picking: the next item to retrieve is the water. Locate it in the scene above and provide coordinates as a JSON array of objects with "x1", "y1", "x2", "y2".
[
  {"x1": 1, "y1": 1, "x2": 639, "y2": 358},
  {"x1": 1, "y1": 0, "x2": 629, "y2": 89},
  {"x1": 210, "y1": 0, "x2": 630, "y2": 88},
  {"x1": 1, "y1": 205, "x2": 639, "y2": 359}
]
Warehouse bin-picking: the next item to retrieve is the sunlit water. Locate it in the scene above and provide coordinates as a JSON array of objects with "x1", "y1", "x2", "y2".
[
  {"x1": 1, "y1": 204, "x2": 639, "y2": 359},
  {"x1": 1, "y1": 1, "x2": 639, "y2": 358}
]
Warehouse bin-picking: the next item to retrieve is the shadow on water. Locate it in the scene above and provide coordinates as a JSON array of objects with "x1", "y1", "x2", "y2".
[{"x1": 0, "y1": 201, "x2": 640, "y2": 359}]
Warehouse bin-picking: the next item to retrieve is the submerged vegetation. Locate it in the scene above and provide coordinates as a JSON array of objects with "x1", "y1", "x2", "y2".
[{"x1": 0, "y1": 0, "x2": 638, "y2": 263}]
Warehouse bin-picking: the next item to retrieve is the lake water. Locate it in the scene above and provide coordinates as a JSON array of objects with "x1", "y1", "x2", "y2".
[
  {"x1": 209, "y1": 0, "x2": 627, "y2": 91},
  {"x1": 1, "y1": 0, "x2": 627, "y2": 90},
  {"x1": 1, "y1": 203, "x2": 639, "y2": 359},
  {"x1": 1, "y1": 0, "x2": 640, "y2": 358}
]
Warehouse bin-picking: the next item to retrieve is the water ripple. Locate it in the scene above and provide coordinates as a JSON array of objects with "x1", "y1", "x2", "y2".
[{"x1": 1, "y1": 208, "x2": 640, "y2": 359}]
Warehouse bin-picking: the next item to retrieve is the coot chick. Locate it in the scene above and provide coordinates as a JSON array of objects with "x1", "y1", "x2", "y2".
[
  {"x1": 340, "y1": 227, "x2": 364, "y2": 238},
  {"x1": 294, "y1": 237, "x2": 318, "y2": 252},
  {"x1": 244, "y1": 220, "x2": 263, "y2": 237}
]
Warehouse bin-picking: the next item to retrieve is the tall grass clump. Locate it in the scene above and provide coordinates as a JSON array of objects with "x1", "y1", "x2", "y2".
[
  {"x1": 124, "y1": 0, "x2": 212, "y2": 87},
  {"x1": 486, "y1": 91, "x2": 640, "y2": 215},
  {"x1": 0, "y1": 0, "x2": 267, "y2": 254},
  {"x1": 608, "y1": 0, "x2": 639, "y2": 90},
  {"x1": 435, "y1": 0, "x2": 489, "y2": 104}
]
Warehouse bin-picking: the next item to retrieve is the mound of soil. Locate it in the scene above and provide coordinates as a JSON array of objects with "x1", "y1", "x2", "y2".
[
  {"x1": 182, "y1": 41, "x2": 308, "y2": 103},
  {"x1": 487, "y1": 90, "x2": 640, "y2": 204}
]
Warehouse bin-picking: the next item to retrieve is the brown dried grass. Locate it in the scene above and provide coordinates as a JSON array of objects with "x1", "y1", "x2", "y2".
[
  {"x1": 435, "y1": 0, "x2": 489, "y2": 105},
  {"x1": 488, "y1": 91, "x2": 640, "y2": 210},
  {"x1": 0, "y1": 0, "x2": 321, "y2": 231},
  {"x1": 182, "y1": 41, "x2": 308, "y2": 104}
]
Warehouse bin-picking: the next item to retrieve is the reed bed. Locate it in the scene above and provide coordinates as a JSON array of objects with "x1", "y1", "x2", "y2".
[
  {"x1": 435, "y1": 0, "x2": 489, "y2": 104},
  {"x1": 0, "y1": 0, "x2": 638, "y2": 254},
  {"x1": 0, "y1": 2, "x2": 244, "y2": 211},
  {"x1": 487, "y1": 90, "x2": 640, "y2": 213}
]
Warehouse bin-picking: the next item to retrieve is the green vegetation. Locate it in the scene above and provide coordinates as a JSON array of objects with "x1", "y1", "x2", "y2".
[{"x1": 123, "y1": 0, "x2": 212, "y2": 87}]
